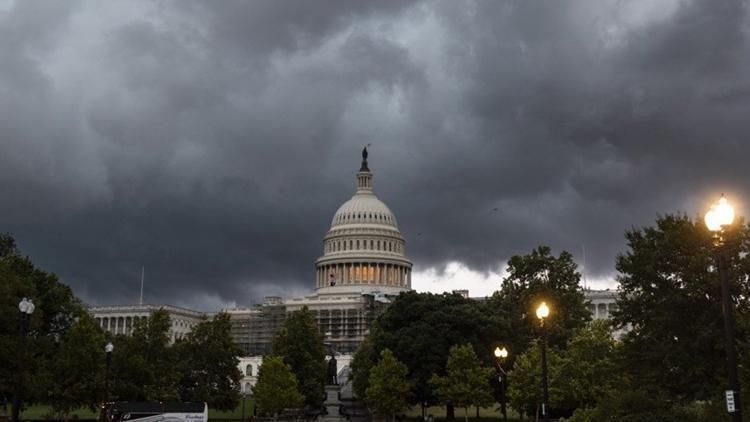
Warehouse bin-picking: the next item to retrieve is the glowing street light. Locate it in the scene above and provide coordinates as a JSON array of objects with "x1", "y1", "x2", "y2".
[
  {"x1": 104, "y1": 342, "x2": 114, "y2": 402},
  {"x1": 493, "y1": 346, "x2": 509, "y2": 422},
  {"x1": 705, "y1": 194, "x2": 735, "y2": 232},
  {"x1": 536, "y1": 302, "x2": 551, "y2": 422},
  {"x1": 494, "y1": 346, "x2": 509, "y2": 360},
  {"x1": 13, "y1": 298, "x2": 35, "y2": 422},
  {"x1": 536, "y1": 302, "x2": 550, "y2": 321},
  {"x1": 705, "y1": 195, "x2": 743, "y2": 422}
]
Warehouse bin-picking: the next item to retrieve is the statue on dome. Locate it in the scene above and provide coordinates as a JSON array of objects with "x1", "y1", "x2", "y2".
[{"x1": 360, "y1": 145, "x2": 370, "y2": 171}]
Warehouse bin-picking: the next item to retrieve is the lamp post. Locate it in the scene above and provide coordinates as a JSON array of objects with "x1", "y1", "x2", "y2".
[
  {"x1": 493, "y1": 346, "x2": 509, "y2": 422},
  {"x1": 12, "y1": 297, "x2": 35, "y2": 422},
  {"x1": 104, "y1": 342, "x2": 114, "y2": 403},
  {"x1": 705, "y1": 195, "x2": 743, "y2": 422},
  {"x1": 536, "y1": 302, "x2": 550, "y2": 422}
]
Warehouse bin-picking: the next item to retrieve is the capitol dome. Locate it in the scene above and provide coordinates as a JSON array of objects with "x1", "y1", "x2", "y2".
[{"x1": 315, "y1": 148, "x2": 412, "y2": 293}]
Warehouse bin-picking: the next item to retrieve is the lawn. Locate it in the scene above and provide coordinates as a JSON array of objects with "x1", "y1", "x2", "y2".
[
  {"x1": 16, "y1": 399, "x2": 256, "y2": 421},
  {"x1": 404, "y1": 405, "x2": 523, "y2": 422}
]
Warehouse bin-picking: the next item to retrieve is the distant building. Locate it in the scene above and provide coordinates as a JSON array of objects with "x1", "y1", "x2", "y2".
[
  {"x1": 89, "y1": 304, "x2": 204, "y2": 342},
  {"x1": 237, "y1": 356, "x2": 263, "y2": 394},
  {"x1": 584, "y1": 289, "x2": 618, "y2": 320},
  {"x1": 452, "y1": 289, "x2": 469, "y2": 298},
  {"x1": 225, "y1": 297, "x2": 286, "y2": 356}
]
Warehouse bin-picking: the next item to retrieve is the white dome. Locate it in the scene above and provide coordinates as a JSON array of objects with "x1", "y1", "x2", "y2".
[
  {"x1": 331, "y1": 192, "x2": 398, "y2": 228},
  {"x1": 314, "y1": 149, "x2": 412, "y2": 292}
]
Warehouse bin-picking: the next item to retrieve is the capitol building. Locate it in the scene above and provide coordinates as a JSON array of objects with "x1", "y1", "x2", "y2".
[{"x1": 89, "y1": 149, "x2": 619, "y2": 392}]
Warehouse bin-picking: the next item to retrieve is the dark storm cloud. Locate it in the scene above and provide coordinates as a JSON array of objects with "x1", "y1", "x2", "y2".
[{"x1": 1, "y1": 0, "x2": 749, "y2": 308}]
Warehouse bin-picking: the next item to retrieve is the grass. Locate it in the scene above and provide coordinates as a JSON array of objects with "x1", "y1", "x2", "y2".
[
  {"x1": 15, "y1": 405, "x2": 98, "y2": 420},
  {"x1": 18, "y1": 402, "x2": 523, "y2": 421},
  {"x1": 404, "y1": 405, "x2": 523, "y2": 422},
  {"x1": 17, "y1": 400, "x2": 256, "y2": 420}
]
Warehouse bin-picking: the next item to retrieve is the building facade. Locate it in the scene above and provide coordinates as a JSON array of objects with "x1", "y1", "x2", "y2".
[
  {"x1": 585, "y1": 289, "x2": 618, "y2": 320},
  {"x1": 226, "y1": 297, "x2": 286, "y2": 356},
  {"x1": 89, "y1": 304, "x2": 204, "y2": 342}
]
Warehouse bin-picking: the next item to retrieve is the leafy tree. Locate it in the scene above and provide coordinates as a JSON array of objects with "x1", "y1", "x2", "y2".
[
  {"x1": 253, "y1": 356, "x2": 304, "y2": 418},
  {"x1": 351, "y1": 335, "x2": 376, "y2": 400},
  {"x1": 365, "y1": 349, "x2": 412, "y2": 422},
  {"x1": 361, "y1": 291, "x2": 497, "y2": 412},
  {"x1": 564, "y1": 388, "x2": 685, "y2": 422},
  {"x1": 613, "y1": 214, "x2": 750, "y2": 402},
  {"x1": 429, "y1": 344, "x2": 494, "y2": 422},
  {"x1": 507, "y1": 340, "x2": 563, "y2": 419},
  {"x1": 488, "y1": 246, "x2": 591, "y2": 357},
  {"x1": 176, "y1": 312, "x2": 243, "y2": 410},
  {"x1": 0, "y1": 233, "x2": 87, "y2": 414},
  {"x1": 272, "y1": 306, "x2": 326, "y2": 408},
  {"x1": 45, "y1": 314, "x2": 107, "y2": 419},
  {"x1": 554, "y1": 320, "x2": 621, "y2": 412},
  {"x1": 110, "y1": 309, "x2": 180, "y2": 401},
  {"x1": 507, "y1": 321, "x2": 622, "y2": 419}
]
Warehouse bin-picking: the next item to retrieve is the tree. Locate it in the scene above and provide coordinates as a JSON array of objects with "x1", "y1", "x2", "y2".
[
  {"x1": 506, "y1": 340, "x2": 564, "y2": 419},
  {"x1": 488, "y1": 246, "x2": 591, "y2": 356},
  {"x1": 507, "y1": 321, "x2": 622, "y2": 419},
  {"x1": 429, "y1": 344, "x2": 494, "y2": 422},
  {"x1": 554, "y1": 320, "x2": 621, "y2": 412},
  {"x1": 613, "y1": 214, "x2": 750, "y2": 402},
  {"x1": 365, "y1": 349, "x2": 412, "y2": 422},
  {"x1": 176, "y1": 312, "x2": 243, "y2": 410},
  {"x1": 361, "y1": 291, "x2": 497, "y2": 414},
  {"x1": 272, "y1": 306, "x2": 326, "y2": 408},
  {"x1": 45, "y1": 314, "x2": 107, "y2": 419},
  {"x1": 0, "y1": 233, "x2": 87, "y2": 414},
  {"x1": 110, "y1": 309, "x2": 180, "y2": 402},
  {"x1": 351, "y1": 335, "x2": 376, "y2": 400},
  {"x1": 253, "y1": 356, "x2": 304, "y2": 418}
]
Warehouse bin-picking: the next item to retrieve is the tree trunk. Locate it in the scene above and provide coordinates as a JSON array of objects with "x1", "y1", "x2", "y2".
[
  {"x1": 447, "y1": 403, "x2": 455, "y2": 420},
  {"x1": 476, "y1": 406, "x2": 479, "y2": 420},
  {"x1": 464, "y1": 407, "x2": 469, "y2": 422}
]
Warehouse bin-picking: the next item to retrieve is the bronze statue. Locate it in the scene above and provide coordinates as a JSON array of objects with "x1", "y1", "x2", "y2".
[
  {"x1": 360, "y1": 146, "x2": 369, "y2": 172},
  {"x1": 327, "y1": 354, "x2": 338, "y2": 385}
]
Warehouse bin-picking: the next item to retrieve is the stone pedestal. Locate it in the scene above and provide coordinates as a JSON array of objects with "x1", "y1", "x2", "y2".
[{"x1": 319, "y1": 385, "x2": 345, "y2": 422}]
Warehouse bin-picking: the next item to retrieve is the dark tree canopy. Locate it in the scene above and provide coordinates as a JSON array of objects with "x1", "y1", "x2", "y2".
[
  {"x1": 45, "y1": 314, "x2": 108, "y2": 417},
  {"x1": 111, "y1": 309, "x2": 181, "y2": 402},
  {"x1": 355, "y1": 291, "x2": 498, "y2": 407},
  {"x1": 272, "y1": 306, "x2": 327, "y2": 408},
  {"x1": 176, "y1": 312, "x2": 243, "y2": 410},
  {"x1": 253, "y1": 356, "x2": 304, "y2": 417},
  {"x1": 614, "y1": 214, "x2": 750, "y2": 402},
  {"x1": 487, "y1": 245, "x2": 591, "y2": 358},
  {"x1": 0, "y1": 233, "x2": 89, "y2": 411}
]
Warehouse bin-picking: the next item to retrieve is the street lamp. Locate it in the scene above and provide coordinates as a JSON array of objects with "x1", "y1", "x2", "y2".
[
  {"x1": 536, "y1": 302, "x2": 551, "y2": 422},
  {"x1": 104, "y1": 342, "x2": 114, "y2": 403},
  {"x1": 705, "y1": 194, "x2": 743, "y2": 422},
  {"x1": 493, "y1": 346, "x2": 509, "y2": 422},
  {"x1": 12, "y1": 297, "x2": 35, "y2": 422}
]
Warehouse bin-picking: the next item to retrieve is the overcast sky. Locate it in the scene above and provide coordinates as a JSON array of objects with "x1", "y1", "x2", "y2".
[{"x1": 2, "y1": 0, "x2": 749, "y2": 310}]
